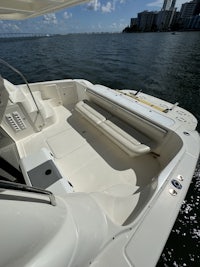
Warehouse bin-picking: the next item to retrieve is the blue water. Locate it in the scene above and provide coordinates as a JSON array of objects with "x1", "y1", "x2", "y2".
[{"x1": 0, "y1": 32, "x2": 200, "y2": 266}]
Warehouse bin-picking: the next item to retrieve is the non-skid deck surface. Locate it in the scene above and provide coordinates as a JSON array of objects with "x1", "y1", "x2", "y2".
[{"x1": 20, "y1": 105, "x2": 160, "y2": 194}]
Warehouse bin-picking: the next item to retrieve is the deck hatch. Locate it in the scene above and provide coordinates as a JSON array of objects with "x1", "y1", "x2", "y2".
[{"x1": 28, "y1": 160, "x2": 62, "y2": 189}]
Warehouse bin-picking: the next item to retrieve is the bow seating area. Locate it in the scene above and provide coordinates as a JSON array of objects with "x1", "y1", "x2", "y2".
[{"x1": 75, "y1": 100, "x2": 150, "y2": 157}]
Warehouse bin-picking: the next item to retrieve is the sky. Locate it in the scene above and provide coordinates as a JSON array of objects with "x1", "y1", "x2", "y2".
[{"x1": 0, "y1": 0, "x2": 188, "y2": 34}]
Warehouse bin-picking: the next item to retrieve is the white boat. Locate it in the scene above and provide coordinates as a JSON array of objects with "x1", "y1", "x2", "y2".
[{"x1": 0, "y1": 1, "x2": 199, "y2": 267}]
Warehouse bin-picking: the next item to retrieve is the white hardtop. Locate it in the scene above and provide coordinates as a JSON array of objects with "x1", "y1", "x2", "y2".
[{"x1": 0, "y1": 0, "x2": 88, "y2": 20}]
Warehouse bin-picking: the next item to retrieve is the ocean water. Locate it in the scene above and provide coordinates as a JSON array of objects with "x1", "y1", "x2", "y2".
[{"x1": 0, "y1": 32, "x2": 200, "y2": 266}]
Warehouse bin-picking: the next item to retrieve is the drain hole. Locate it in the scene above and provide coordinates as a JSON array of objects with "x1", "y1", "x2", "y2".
[
  {"x1": 45, "y1": 169, "x2": 52, "y2": 175},
  {"x1": 171, "y1": 179, "x2": 182, "y2": 189}
]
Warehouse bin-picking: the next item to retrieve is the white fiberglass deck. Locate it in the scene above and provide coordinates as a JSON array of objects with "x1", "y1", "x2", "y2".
[
  {"x1": 17, "y1": 103, "x2": 160, "y2": 224},
  {"x1": 20, "y1": 105, "x2": 160, "y2": 193},
  {"x1": 1, "y1": 79, "x2": 186, "y2": 225}
]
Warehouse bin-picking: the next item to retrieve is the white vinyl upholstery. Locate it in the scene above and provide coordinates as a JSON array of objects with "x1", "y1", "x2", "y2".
[{"x1": 75, "y1": 100, "x2": 150, "y2": 157}]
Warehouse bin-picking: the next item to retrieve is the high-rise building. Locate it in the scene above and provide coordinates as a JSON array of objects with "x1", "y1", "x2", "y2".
[
  {"x1": 162, "y1": 0, "x2": 172, "y2": 11},
  {"x1": 170, "y1": 0, "x2": 176, "y2": 10},
  {"x1": 159, "y1": 0, "x2": 177, "y2": 30},
  {"x1": 162, "y1": 0, "x2": 176, "y2": 11},
  {"x1": 194, "y1": 0, "x2": 200, "y2": 15},
  {"x1": 137, "y1": 11, "x2": 157, "y2": 31},
  {"x1": 180, "y1": 1, "x2": 197, "y2": 18},
  {"x1": 156, "y1": 10, "x2": 175, "y2": 30},
  {"x1": 179, "y1": 0, "x2": 200, "y2": 29}
]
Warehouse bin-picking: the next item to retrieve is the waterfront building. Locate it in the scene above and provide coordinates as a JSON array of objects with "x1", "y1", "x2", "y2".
[
  {"x1": 190, "y1": 14, "x2": 200, "y2": 28},
  {"x1": 170, "y1": 11, "x2": 180, "y2": 30},
  {"x1": 162, "y1": 0, "x2": 172, "y2": 11},
  {"x1": 156, "y1": 0, "x2": 177, "y2": 31},
  {"x1": 181, "y1": 14, "x2": 200, "y2": 29},
  {"x1": 130, "y1": 18, "x2": 138, "y2": 28},
  {"x1": 170, "y1": 0, "x2": 176, "y2": 10},
  {"x1": 180, "y1": 1, "x2": 197, "y2": 18},
  {"x1": 179, "y1": 0, "x2": 200, "y2": 29},
  {"x1": 194, "y1": 0, "x2": 200, "y2": 15},
  {"x1": 124, "y1": 0, "x2": 200, "y2": 32},
  {"x1": 156, "y1": 10, "x2": 176, "y2": 30},
  {"x1": 137, "y1": 11, "x2": 157, "y2": 31}
]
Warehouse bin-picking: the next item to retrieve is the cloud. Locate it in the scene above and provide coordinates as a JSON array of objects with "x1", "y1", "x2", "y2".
[
  {"x1": 87, "y1": 0, "x2": 126, "y2": 13},
  {"x1": 113, "y1": 0, "x2": 127, "y2": 8},
  {"x1": 98, "y1": 23, "x2": 102, "y2": 29},
  {"x1": 147, "y1": 0, "x2": 162, "y2": 8},
  {"x1": 43, "y1": 13, "x2": 57, "y2": 25},
  {"x1": 12, "y1": 24, "x2": 20, "y2": 31},
  {"x1": 102, "y1": 2, "x2": 113, "y2": 13},
  {"x1": 109, "y1": 20, "x2": 127, "y2": 32},
  {"x1": 0, "y1": 22, "x2": 21, "y2": 33},
  {"x1": 63, "y1": 11, "x2": 72, "y2": 19},
  {"x1": 87, "y1": 0, "x2": 101, "y2": 11},
  {"x1": 110, "y1": 22, "x2": 117, "y2": 28},
  {"x1": 102, "y1": 0, "x2": 126, "y2": 12},
  {"x1": 115, "y1": 0, "x2": 127, "y2": 5}
]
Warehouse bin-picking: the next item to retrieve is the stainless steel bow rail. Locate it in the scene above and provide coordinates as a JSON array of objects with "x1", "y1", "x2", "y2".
[
  {"x1": 0, "y1": 180, "x2": 56, "y2": 206},
  {"x1": 0, "y1": 58, "x2": 45, "y2": 131}
]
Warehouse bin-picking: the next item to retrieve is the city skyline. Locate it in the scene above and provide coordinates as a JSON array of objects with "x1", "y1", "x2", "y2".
[
  {"x1": 123, "y1": 0, "x2": 200, "y2": 32},
  {"x1": 0, "y1": 0, "x2": 187, "y2": 34}
]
